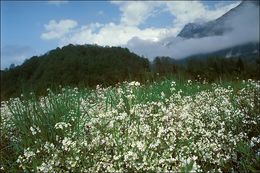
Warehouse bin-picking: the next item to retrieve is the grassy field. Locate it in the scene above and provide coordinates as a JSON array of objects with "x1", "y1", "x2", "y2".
[{"x1": 1, "y1": 79, "x2": 260, "y2": 172}]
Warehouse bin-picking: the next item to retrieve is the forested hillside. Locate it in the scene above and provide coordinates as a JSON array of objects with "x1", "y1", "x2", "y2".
[
  {"x1": 1, "y1": 44, "x2": 259, "y2": 100},
  {"x1": 1, "y1": 44, "x2": 149, "y2": 99}
]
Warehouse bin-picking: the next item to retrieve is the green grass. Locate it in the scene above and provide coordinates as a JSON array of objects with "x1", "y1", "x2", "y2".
[{"x1": 1, "y1": 79, "x2": 260, "y2": 172}]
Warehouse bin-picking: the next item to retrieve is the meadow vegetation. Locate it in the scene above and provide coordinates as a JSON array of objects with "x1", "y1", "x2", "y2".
[{"x1": 1, "y1": 79, "x2": 260, "y2": 172}]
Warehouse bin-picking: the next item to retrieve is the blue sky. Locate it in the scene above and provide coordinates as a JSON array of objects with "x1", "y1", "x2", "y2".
[{"x1": 1, "y1": 0, "x2": 242, "y2": 69}]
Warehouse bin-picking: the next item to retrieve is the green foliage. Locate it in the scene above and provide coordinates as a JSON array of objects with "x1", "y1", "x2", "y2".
[
  {"x1": 150, "y1": 55, "x2": 260, "y2": 86},
  {"x1": 1, "y1": 45, "x2": 150, "y2": 100},
  {"x1": 1, "y1": 44, "x2": 259, "y2": 100},
  {"x1": 1, "y1": 79, "x2": 259, "y2": 172}
]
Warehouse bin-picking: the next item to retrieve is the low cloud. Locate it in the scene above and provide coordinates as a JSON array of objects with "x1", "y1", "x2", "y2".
[
  {"x1": 39, "y1": 1, "x2": 258, "y2": 60},
  {"x1": 127, "y1": 2, "x2": 259, "y2": 60},
  {"x1": 41, "y1": 1, "x2": 238, "y2": 48}
]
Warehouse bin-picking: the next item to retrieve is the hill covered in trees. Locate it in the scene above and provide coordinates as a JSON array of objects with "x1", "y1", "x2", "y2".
[
  {"x1": 1, "y1": 44, "x2": 149, "y2": 99},
  {"x1": 1, "y1": 44, "x2": 259, "y2": 100}
]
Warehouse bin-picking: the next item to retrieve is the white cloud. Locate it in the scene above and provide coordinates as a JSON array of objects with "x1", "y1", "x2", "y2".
[
  {"x1": 111, "y1": 1, "x2": 162, "y2": 26},
  {"x1": 60, "y1": 22, "x2": 169, "y2": 47},
  {"x1": 109, "y1": 1, "x2": 240, "y2": 34},
  {"x1": 164, "y1": 1, "x2": 240, "y2": 31},
  {"x1": 41, "y1": 0, "x2": 243, "y2": 54},
  {"x1": 47, "y1": 0, "x2": 68, "y2": 5},
  {"x1": 41, "y1": 19, "x2": 78, "y2": 40},
  {"x1": 127, "y1": 2, "x2": 259, "y2": 60}
]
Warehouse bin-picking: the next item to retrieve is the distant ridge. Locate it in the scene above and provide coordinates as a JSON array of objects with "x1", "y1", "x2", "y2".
[
  {"x1": 175, "y1": 0, "x2": 259, "y2": 58},
  {"x1": 178, "y1": 1, "x2": 259, "y2": 38}
]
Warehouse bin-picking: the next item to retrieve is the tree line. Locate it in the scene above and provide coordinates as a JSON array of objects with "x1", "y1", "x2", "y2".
[
  {"x1": 1, "y1": 44, "x2": 259, "y2": 100},
  {"x1": 152, "y1": 56, "x2": 260, "y2": 82}
]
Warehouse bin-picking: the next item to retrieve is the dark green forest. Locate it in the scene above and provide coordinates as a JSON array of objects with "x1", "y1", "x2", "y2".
[
  {"x1": 1, "y1": 44, "x2": 260, "y2": 100},
  {"x1": 152, "y1": 56, "x2": 260, "y2": 81}
]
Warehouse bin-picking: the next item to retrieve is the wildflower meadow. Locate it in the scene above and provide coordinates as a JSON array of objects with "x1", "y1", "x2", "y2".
[{"x1": 1, "y1": 79, "x2": 260, "y2": 172}]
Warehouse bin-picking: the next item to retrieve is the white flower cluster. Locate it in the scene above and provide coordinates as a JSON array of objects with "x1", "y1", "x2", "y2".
[
  {"x1": 61, "y1": 137, "x2": 76, "y2": 151},
  {"x1": 16, "y1": 148, "x2": 36, "y2": 169},
  {"x1": 128, "y1": 81, "x2": 140, "y2": 87},
  {"x1": 30, "y1": 126, "x2": 41, "y2": 135},
  {"x1": 1, "y1": 80, "x2": 259, "y2": 172},
  {"x1": 54, "y1": 122, "x2": 71, "y2": 130}
]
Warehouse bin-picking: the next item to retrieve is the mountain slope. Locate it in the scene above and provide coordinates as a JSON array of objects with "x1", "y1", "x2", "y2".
[
  {"x1": 178, "y1": 1, "x2": 259, "y2": 38},
  {"x1": 176, "y1": 0, "x2": 259, "y2": 57}
]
